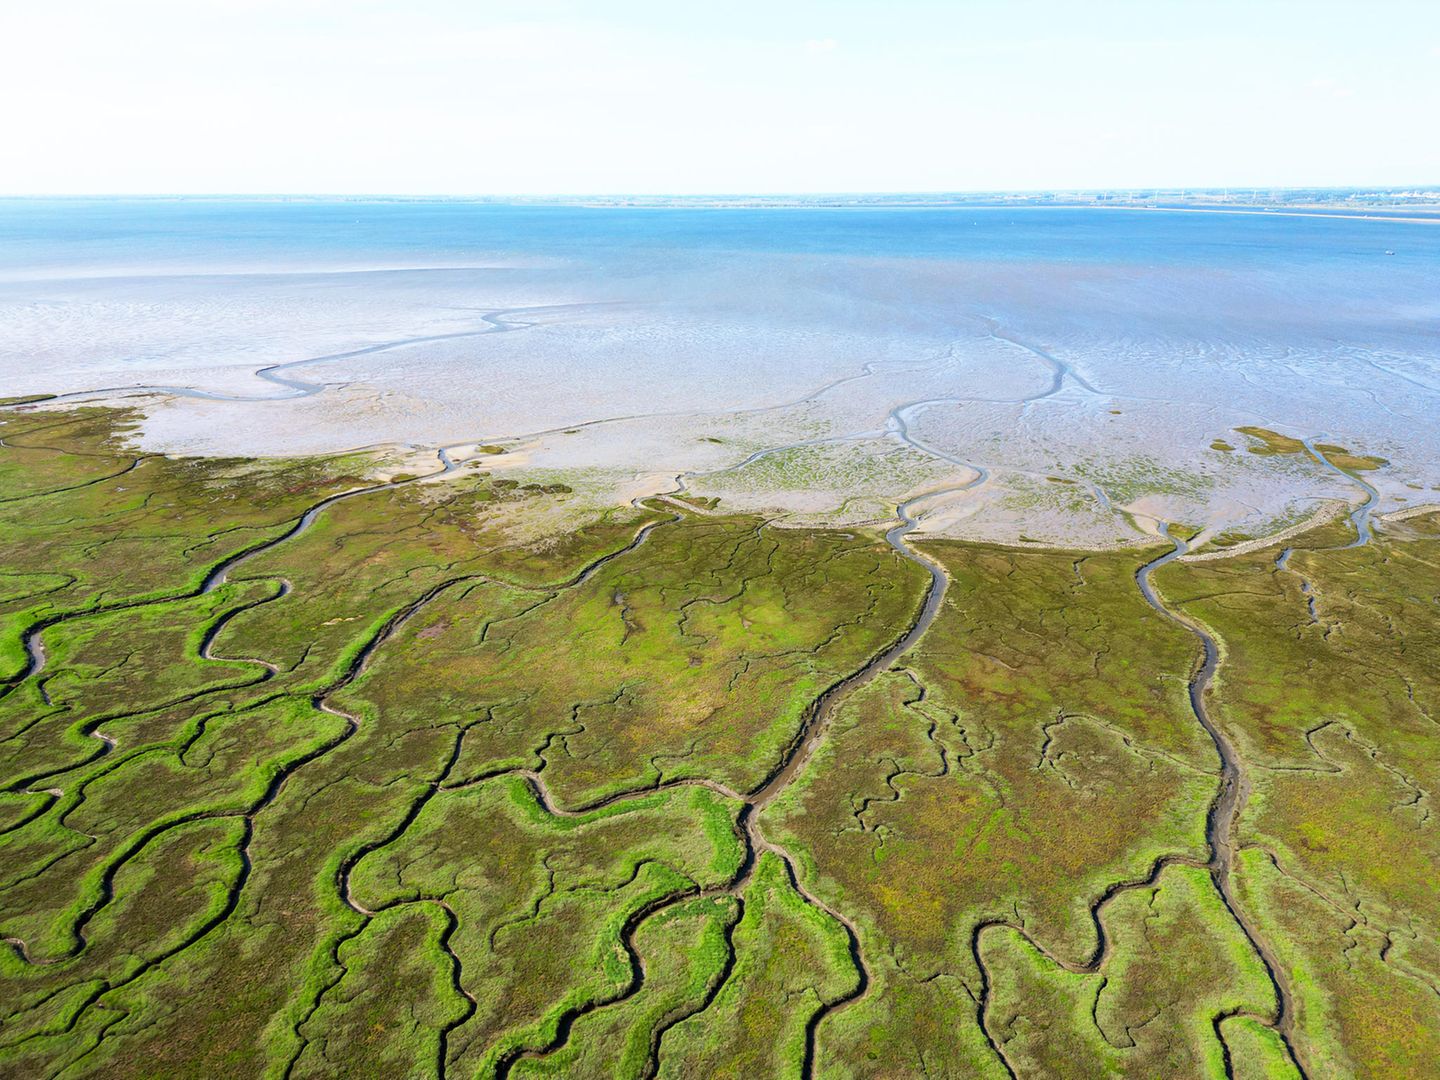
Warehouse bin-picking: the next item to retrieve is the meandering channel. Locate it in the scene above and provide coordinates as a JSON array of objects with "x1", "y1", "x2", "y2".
[
  {"x1": 476, "y1": 458, "x2": 989, "y2": 1078},
  {"x1": 1134, "y1": 526, "x2": 1307, "y2": 1076},
  {"x1": 34, "y1": 305, "x2": 576, "y2": 405},
  {"x1": 964, "y1": 524, "x2": 1312, "y2": 1080},
  {"x1": 0, "y1": 448, "x2": 462, "y2": 702}
]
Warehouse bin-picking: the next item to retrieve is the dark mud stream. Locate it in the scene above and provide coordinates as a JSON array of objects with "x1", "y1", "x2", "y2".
[
  {"x1": 1132, "y1": 526, "x2": 1308, "y2": 1076},
  {"x1": 484, "y1": 470, "x2": 982, "y2": 1079}
]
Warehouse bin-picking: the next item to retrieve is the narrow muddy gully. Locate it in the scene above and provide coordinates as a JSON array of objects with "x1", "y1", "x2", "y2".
[
  {"x1": 956, "y1": 521, "x2": 1312, "y2": 1080},
  {"x1": 468, "y1": 488, "x2": 959, "y2": 1080},
  {"x1": 1134, "y1": 528, "x2": 1307, "y2": 1077},
  {"x1": 2, "y1": 397, "x2": 1437, "y2": 1079}
]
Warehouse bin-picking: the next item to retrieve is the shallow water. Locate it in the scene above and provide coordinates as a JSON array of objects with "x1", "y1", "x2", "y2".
[{"x1": 1, "y1": 199, "x2": 1436, "y2": 541}]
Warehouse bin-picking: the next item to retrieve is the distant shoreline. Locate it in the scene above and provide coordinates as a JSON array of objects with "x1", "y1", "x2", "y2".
[
  {"x1": 3, "y1": 191, "x2": 1438, "y2": 222},
  {"x1": 1083, "y1": 203, "x2": 1440, "y2": 224}
]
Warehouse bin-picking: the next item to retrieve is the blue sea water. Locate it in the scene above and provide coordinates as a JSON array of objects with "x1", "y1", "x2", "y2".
[{"x1": 2, "y1": 198, "x2": 1436, "y2": 277}]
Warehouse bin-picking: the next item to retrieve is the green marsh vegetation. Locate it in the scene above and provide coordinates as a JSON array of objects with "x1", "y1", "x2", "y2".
[
  {"x1": 0, "y1": 400, "x2": 1436, "y2": 1077},
  {"x1": 1234, "y1": 426, "x2": 1388, "y2": 472}
]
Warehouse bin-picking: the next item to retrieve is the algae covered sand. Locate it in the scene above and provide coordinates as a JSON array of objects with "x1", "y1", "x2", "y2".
[{"x1": 2, "y1": 401, "x2": 1438, "y2": 1078}]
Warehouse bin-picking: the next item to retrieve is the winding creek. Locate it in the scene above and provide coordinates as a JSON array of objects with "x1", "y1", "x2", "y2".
[
  {"x1": 960, "y1": 518, "x2": 1316, "y2": 1080},
  {"x1": 483, "y1": 463, "x2": 983, "y2": 1078},
  {"x1": 1303, "y1": 437, "x2": 1381, "y2": 548},
  {"x1": 35, "y1": 306, "x2": 570, "y2": 406},
  {"x1": 1136, "y1": 527, "x2": 1308, "y2": 1078}
]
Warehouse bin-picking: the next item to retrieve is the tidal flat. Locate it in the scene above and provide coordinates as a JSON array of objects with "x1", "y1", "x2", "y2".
[
  {"x1": 3, "y1": 200, "x2": 1438, "y2": 547},
  {"x1": 1, "y1": 400, "x2": 1437, "y2": 1078}
]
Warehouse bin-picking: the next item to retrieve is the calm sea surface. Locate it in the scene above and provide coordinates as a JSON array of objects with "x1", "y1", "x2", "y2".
[{"x1": 2, "y1": 199, "x2": 1436, "y2": 276}]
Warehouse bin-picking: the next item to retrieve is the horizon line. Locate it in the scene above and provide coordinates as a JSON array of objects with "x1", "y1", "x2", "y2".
[{"x1": 2, "y1": 185, "x2": 1440, "y2": 200}]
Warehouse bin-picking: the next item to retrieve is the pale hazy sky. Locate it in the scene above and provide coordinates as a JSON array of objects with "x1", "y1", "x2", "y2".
[{"x1": 2, "y1": 0, "x2": 1436, "y2": 194}]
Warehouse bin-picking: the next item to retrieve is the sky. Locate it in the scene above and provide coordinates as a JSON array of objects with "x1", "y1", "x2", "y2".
[{"x1": 2, "y1": 0, "x2": 1437, "y2": 195}]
